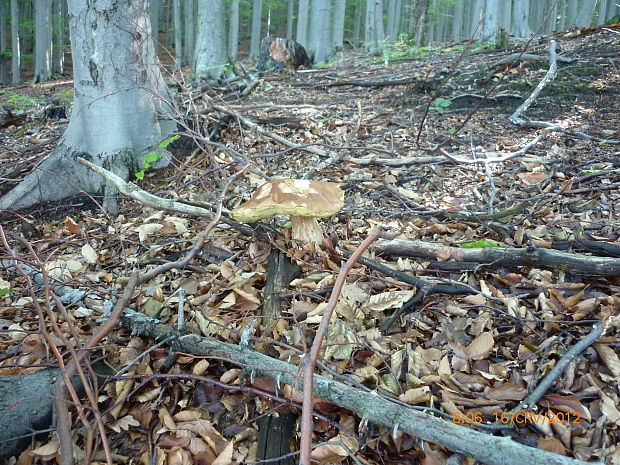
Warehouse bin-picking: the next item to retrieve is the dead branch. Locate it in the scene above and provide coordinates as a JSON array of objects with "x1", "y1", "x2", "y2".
[
  {"x1": 76, "y1": 158, "x2": 253, "y2": 236},
  {"x1": 118, "y1": 309, "x2": 599, "y2": 465},
  {"x1": 373, "y1": 239, "x2": 620, "y2": 276},
  {"x1": 300, "y1": 227, "x2": 391, "y2": 465},
  {"x1": 490, "y1": 52, "x2": 574, "y2": 68}
]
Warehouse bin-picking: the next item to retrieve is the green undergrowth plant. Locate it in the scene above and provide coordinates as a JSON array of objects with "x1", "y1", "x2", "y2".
[
  {"x1": 135, "y1": 135, "x2": 179, "y2": 180},
  {"x1": 429, "y1": 97, "x2": 452, "y2": 114}
]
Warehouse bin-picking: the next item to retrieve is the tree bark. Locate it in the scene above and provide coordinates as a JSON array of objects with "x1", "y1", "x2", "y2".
[
  {"x1": 249, "y1": 0, "x2": 262, "y2": 59},
  {"x1": 228, "y1": 0, "x2": 239, "y2": 60},
  {"x1": 332, "y1": 0, "x2": 346, "y2": 52},
  {"x1": 0, "y1": 0, "x2": 174, "y2": 213},
  {"x1": 34, "y1": 0, "x2": 52, "y2": 82},
  {"x1": 309, "y1": 0, "x2": 331, "y2": 63},
  {"x1": 194, "y1": 0, "x2": 228, "y2": 79},
  {"x1": 296, "y1": 0, "x2": 309, "y2": 47},
  {"x1": 10, "y1": 0, "x2": 19, "y2": 84},
  {"x1": 372, "y1": 239, "x2": 620, "y2": 276},
  {"x1": 286, "y1": 0, "x2": 294, "y2": 40},
  {"x1": 184, "y1": 0, "x2": 195, "y2": 65}
]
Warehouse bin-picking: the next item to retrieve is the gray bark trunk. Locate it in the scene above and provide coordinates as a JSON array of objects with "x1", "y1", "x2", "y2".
[
  {"x1": 387, "y1": 0, "x2": 397, "y2": 41},
  {"x1": 469, "y1": 0, "x2": 484, "y2": 38},
  {"x1": 332, "y1": 0, "x2": 346, "y2": 52},
  {"x1": 0, "y1": 0, "x2": 7, "y2": 84},
  {"x1": 34, "y1": 0, "x2": 52, "y2": 82},
  {"x1": 481, "y1": 0, "x2": 500, "y2": 41},
  {"x1": 286, "y1": 0, "x2": 294, "y2": 40},
  {"x1": 173, "y1": 0, "x2": 182, "y2": 68},
  {"x1": 249, "y1": 0, "x2": 262, "y2": 59},
  {"x1": 0, "y1": 0, "x2": 174, "y2": 213},
  {"x1": 10, "y1": 0, "x2": 19, "y2": 84},
  {"x1": 184, "y1": 0, "x2": 195, "y2": 65},
  {"x1": 567, "y1": 0, "x2": 578, "y2": 26},
  {"x1": 149, "y1": 0, "x2": 162, "y2": 52},
  {"x1": 352, "y1": 0, "x2": 362, "y2": 46},
  {"x1": 309, "y1": 0, "x2": 331, "y2": 63},
  {"x1": 576, "y1": 0, "x2": 596, "y2": 27},
  {"x1": 512, "y1": 0, "x2": 530, "y2": 37},
  {"x1": 297, "y1": 0, "x2": 309, "y2": 47},
  {"x1": 194, "y1": 0, "x2": 228, "y2": 79},
  {"x1": 228, "y1": 0, "x2": 239, "y2": 60},
  {"x1": 596, "y1": 0, "x2": 607, "y2": 24},
  {"x1": 51, "y1": 0, "x2": 65, "y2": 75},
  {"x1": 452, "y1": 0, "x2": 464, "y2": 41}
]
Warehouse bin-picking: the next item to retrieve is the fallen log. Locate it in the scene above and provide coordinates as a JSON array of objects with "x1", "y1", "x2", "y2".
[{"x1": 372, "y1": 239, "x2": 620, "y2": 276}]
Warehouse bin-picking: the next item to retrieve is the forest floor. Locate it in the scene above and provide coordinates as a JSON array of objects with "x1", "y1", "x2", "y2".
[{"x1": 1, "y1": 24, "x2": 620, "y2": 465}]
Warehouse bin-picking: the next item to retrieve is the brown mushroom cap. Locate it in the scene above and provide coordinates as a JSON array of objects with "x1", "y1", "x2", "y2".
[{"x1": 230, "y1": 179, "x2": 344, "y2": 223}]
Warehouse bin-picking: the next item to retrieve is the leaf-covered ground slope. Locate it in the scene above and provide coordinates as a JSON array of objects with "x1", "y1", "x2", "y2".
[{"x1": 0, "y1": 26, "x2": 619, "y2": 465}]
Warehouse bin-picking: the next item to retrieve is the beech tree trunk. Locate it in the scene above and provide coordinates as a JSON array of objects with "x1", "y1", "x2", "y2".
[
  {"x1": 309, "y1": 0, "x2": 331, "y2": 63},
  {"x1": 10, "y1": 0, "x2": 19, "y2": 84},
  {"x1": 34, "y1": 0, "x2": 52, "y2": 82},
  {"x1": 228, "y1": 0, "x2": 239, "y2": 60},
  {"x1": 184, "y1": 0, "x2": 195, "y2": 65},
  {"x1": 249, "y1": 0, "x2": 262, "y2": 59},
  {"x1": 0, "y1": 0, "x2": 174, "y2": 213},
  {"x1": 0, "y1": 1, "x2": 7, "y2": 84},
  {"x1": 194, "y1": 0, "x2": 228, "y2": 79},
  {"x1": 296, "y1": 0, "x2": 309, "y2": 47}
]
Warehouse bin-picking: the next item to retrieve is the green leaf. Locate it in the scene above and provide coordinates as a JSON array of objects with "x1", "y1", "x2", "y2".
[
  {"x1": 145, "y1": 152, "x2": 160, "y2": 163},
  {"x1": 282, "y1": 220, "x2": 293, "y2": 228},
  {"x1": 461, "y1": 240, "x2": 499, "y2": 248},
  {"x1": 135, "y1": 170, "x2": 145, "y2": 180},
  {"x1": 159, "y1": 135, "x2": 179, "y2": 148},
  {"x1": 447, "y1": 127, "x2": 456, "y2": 134},
  {"x1": 0, "y1": 288, "x2": 11, "y2": 296}
]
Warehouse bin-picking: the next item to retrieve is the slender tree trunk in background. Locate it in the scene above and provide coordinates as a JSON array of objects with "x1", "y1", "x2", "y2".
[
  {"x1": 374, "y1": 0, "x2": 385, "y2": 46},
  {"x1": 544, "y1": 0, "x2": 558, "y2": 33},
  {"x1": 596, "y1": 0, "x2": 607, "y2": 24},
  {"x1": 34, "y1": 0, "x2": 52, "y2": 82},
  {"x1": 567, "y1": 0, "x2": 578, "y2": 27},
  {"x1": 365, "y1": 0, "x2": 376, "y2": 51},
  {"x1": 51, "y1": 0, "x2": 65, "y2": 75},
  {"x1": 409, "y1": 0, "x2": 429, "y2": 46},
  {"x1": 452, "y1": 0, "x2": 464, "y2": 41},
  {"x1": 194, "y1": 0, "x2": 228, "y2": 78},
  {"x1": 309, "y1": 0, "x2": 331, "y2": 63},
  {"x1": 149, "y1": 0, "x2": 162, "y2": 52},
  {"x1": 296, "y1": 0, "x2": 308, "y2": 47},
  {"x1": 500, "y1": 0, "x2": 511, "y2": 31},
  {"x1": 228, "y1": 0, "x2": 239, "y2": 60},
  {"x1": 10, "y1": 0, "x2": 19, "y2": 84},
  {"x1": 172, "y1": 0, "x2": 182, "y2": 68},
  {"x1": 0, "y1": 0, "x2": 174, "y2": 213},
  {"x1": 469, "y1": 0, "x2": 483, "y2": 38},
  {"x1": 576, "y1": 0, "x2": 596, "y2": 26},
  {"x1": 286, "y1": 0, "x2": 294, "y2": 40},
  {"x1": 332, "y1": 0, "x2": 346, "y2": 52},
  {"x1": 353, "y1": 0, "x2": 362, "y2": 46},
  {"x1": 481, "y1": 0, "x2": 499, "y2": 40},
  {"x1": 0, "y1": 1, "x2": 8, "y2": 84},
  {"x1": 393, "y1": 0, "x2": 403, "y2": 37},
  {"x1": 512, "y1": 0, "x2": 530, "y2": 37},
  {"x1": 557, "y1": 0, "x2": 567, "y2": 30},
  {"x1": 184, "y1": 0, "x2": 195, "y2": 65},
  {"x1": 387, "y1": 0, "x2": 397, "y2": 42},
  {"x1": 249, "y1": 0, "x2": 262, "y2": 59}
]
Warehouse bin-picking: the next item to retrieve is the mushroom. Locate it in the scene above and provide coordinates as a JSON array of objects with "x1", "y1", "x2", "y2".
[{"x1": 230, "y1": 179, "x2": 344, "y2": 244}]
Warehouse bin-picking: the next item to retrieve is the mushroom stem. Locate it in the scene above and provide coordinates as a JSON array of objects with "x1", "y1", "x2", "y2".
[{"x1": 291, "y1": 216, "x2": 324, "y2": 244}]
